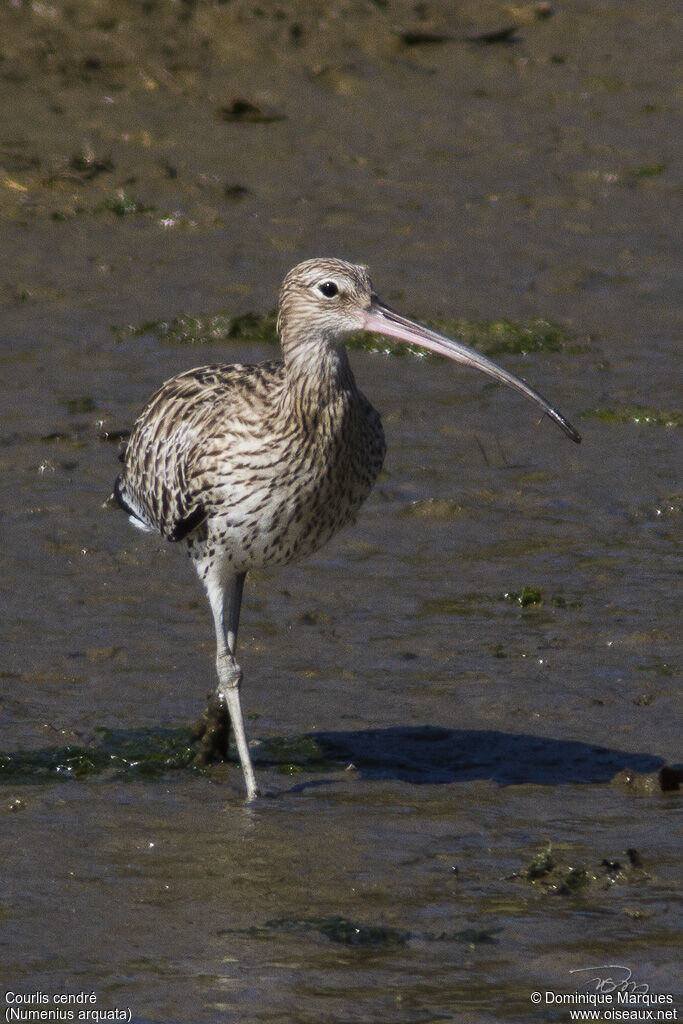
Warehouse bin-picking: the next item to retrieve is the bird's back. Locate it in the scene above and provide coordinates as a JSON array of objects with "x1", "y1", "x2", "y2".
[{"x1": 115, "y1": 359, "x2": 386, "y2": 572}]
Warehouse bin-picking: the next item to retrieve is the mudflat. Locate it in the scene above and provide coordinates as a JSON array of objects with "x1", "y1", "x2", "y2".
[{"x1": 1, "y1": 2, "x2": 680, "y2": 1021}]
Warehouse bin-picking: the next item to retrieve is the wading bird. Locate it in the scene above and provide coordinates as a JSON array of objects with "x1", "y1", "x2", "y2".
[{"x1": 113, "y1": 258, "x2": 580, "y2": 800}]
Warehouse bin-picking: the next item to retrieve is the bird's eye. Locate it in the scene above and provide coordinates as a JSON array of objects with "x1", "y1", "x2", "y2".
[{"x1": 318, "y1": 281, "x2": 339, "y2": 298}]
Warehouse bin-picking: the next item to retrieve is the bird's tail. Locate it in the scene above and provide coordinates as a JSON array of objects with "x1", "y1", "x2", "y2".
[{"x1": 107, "y1": 475, "x2": 155, "y2": 533}]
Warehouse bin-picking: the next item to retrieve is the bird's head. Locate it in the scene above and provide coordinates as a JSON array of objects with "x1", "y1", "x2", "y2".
[
  {"x1": 277, "y1": 257, "x2": 581, "y2": 442},
  {"x1": 277, "y1": 257, "x2": 373, "y2": 347}
]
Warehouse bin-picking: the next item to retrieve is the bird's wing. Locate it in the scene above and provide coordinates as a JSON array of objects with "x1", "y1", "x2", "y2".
[{"x1": 113, "y1": 362, "x2": 284, "y2": 542}]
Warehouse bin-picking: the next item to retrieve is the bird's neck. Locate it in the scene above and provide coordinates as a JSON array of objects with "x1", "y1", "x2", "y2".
[{"x1": 281, "y1": 334, "x2": 357, "y2": 429}]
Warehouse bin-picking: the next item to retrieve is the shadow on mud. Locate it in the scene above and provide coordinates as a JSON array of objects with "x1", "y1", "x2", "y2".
[
  {"x1": 0, "y1": 724, "x2": 672, "y2": 788},
  {"x1": 308, "y1": 726, "x2": 666, "y2": 786}
]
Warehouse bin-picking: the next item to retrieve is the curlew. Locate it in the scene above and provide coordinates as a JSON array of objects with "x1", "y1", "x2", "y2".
[{"x1": 113, "y1": 258, "x2": 581, "y2": 800}]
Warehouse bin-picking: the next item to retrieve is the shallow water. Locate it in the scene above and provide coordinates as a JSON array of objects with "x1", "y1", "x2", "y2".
[{"x1": 1, "y1": 0, "x2": 681, "y2": 1021}]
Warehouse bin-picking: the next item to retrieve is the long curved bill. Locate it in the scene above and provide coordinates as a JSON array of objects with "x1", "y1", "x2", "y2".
[{"x1": 363, "y1": 300, "x2": 581, "y2": 443}]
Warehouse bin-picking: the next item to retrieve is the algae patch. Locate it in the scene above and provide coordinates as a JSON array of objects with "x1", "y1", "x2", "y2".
[
  {"x1": 421, "y1": 586, "x2": 580, "y2": 617},
  {"x1": 513, "y1": 843, "x2": 650, "y2": 896},
  {"x1": 113, "y1": 309, "x2": 279, "y2": 347},
  {"x1": 102, "y1": 190, "x2": 154, "y2": 218},
  {"x1": 0, "y1": 728, "x2": 336, "y2": 784},
  {"x1": 581, "y1": 405, "x2": 681, "y2": 428},
  {"x1": 500, "y1": 586, "x2": 543, "y2": 607},
  {"x1": 421, "y1": 316, "x2": 575, "y2": 356},
  {"x1": 611, "y1": 765, "x2": 682, "y2": 795},
  {"x1": 253, "y1": 733, "x2": 332, "y2": 775},
  {"x1": 113, "y1": 310, "x2": 575, "y2": 359},
  {"x1": 0, "y1": 727, "x2": 196, "y2": 783}
]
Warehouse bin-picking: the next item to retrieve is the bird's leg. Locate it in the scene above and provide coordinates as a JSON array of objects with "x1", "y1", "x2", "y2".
[
  {"x1": 191, "y1": 573, "x2": 241, "y2": 764},
  {"x1": 191, "y1": 572, "x2": 259, "y2": 800},
  {"x1": 224, "y1": 571, "x2": 244, "y2": 664},
  {"x1": 217, "y1": 573, "x2": 260, "y2": 801}
]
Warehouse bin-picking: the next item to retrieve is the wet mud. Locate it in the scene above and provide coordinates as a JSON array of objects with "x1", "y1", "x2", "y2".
[{"x1": 1, "y1": 0, "x2": 681, "y2": 1021}]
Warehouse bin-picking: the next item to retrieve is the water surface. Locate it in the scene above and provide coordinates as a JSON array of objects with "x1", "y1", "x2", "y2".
[{"x1": 1, "y1": 1, "x2": 680, "y2": 1020}]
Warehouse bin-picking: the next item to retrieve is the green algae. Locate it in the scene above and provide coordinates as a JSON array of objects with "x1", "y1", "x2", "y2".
[
  {"x1": 632, "y1": 163, "x2": 666, "y2": 179},
  {"x1": 254, "y1": 733, "x2": 331, "y2": 774},
  {"x1": 559, "y1": 867, "x2": 593, "y2": 894},
  {"x1": 420, "y1": 587, "x2": 580, "y2": 617},
  {"x1": 44, "y1": 191, "x2": 155, "y2": 223},
  {"x1": 420, "y1": 316, "x2": 574, "y2": 356},
  {"x1": 611, "y1": 765, "x2": 682, "y2": 795},
  {"x1": 113, "y1": 309, "x2": 279, "y2": 346},
  {"x1": 525, "y1": 843, "x2": 556, "y2": 880},
  {"x1": 345, "y1": 330, "x2": 426, "y2": 357},
  {"x1": 102, "y1": 190, "x2": 154, "y2": 217},
  {"x1": 515, "y1": 844, "x2": 650, "y2": 896},
  {"x1": 0, "y1": 728, "x2": 335, "y2": 785},
  {"x1": 581, "y1": 405, "x2": 681, "y2": 427},
  {"x1": 0, "y1": 747, "x2": 111, "y2": 780},
  {"x1": 500, "y1": 586, "x2": 543, "y2": 607},
  {"x1": 113, "y1": 309, "x2": 574, "y2": 358},
  {"x1": 0, "y1": 727, "x2": 196, "y2": 783}
]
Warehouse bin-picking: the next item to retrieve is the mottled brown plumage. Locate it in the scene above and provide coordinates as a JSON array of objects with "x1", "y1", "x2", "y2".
[
  {"x1": 114, "y1": 257, "x2": 580, "y2": 800},
  {"x1": 118, "y1": 359, "x2": 385, "y2": 568}
]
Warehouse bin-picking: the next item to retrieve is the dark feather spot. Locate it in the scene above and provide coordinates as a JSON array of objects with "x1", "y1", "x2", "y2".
[{"x1": 170, "y1": 504, "x2": 206, "y2": 541}]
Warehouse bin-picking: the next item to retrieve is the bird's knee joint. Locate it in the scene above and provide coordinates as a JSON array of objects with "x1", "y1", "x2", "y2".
[{"x1": 216, "y1": 655, "x2": 242, "y2": 692}]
